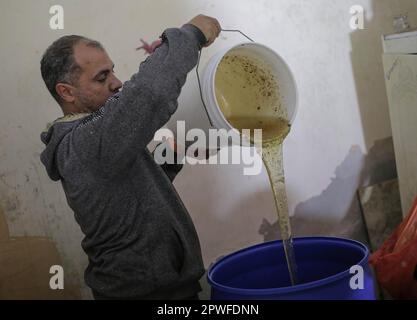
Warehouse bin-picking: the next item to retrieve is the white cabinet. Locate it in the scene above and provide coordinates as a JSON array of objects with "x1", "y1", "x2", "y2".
[{"x1": 382, "y1": 31, "x2": 417, "y2": 217}]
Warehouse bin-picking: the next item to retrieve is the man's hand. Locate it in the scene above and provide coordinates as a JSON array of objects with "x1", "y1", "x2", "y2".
[
  {"x1": 187, "y1": 14, "x2": 221, "y2": 47},
  {"x1": 136, "y1": 39, "x2": 163, "y2": 55}
]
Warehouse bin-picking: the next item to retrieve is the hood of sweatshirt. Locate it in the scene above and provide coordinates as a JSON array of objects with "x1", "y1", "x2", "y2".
[{"x1": 40, "y1": 113, "x2": 89, "y2": 181}]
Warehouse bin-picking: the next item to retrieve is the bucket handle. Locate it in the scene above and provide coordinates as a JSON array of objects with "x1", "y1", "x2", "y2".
[{"x1": 196, "y1": 29, "x2": 255, "y2": 127}]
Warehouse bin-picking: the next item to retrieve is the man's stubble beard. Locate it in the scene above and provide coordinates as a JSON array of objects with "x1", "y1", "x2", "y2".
[{"x1": 76, "y1": 91, "x2": 102, "y2": 113}]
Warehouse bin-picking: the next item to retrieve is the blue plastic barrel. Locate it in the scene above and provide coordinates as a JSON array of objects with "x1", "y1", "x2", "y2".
[{"x1": 208, "y1": 237, "x2": 376, "y2": 300}]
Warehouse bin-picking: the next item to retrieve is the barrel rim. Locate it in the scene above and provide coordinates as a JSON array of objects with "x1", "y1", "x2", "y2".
[{"x1": 207, "y1": 236, "x2": 370, "y2": 296}]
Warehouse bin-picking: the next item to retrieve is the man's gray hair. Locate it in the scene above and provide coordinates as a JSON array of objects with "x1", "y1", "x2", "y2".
[{"x1": 40, "y1": 35, "x2": 104, "y2": 104}]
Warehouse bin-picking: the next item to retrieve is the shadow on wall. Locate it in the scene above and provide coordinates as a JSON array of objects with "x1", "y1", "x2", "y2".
[
  {"x1": 257, "y1": 0, "x2": 412, "y2": 246},
  {"x1": 350, "y1": 0, "x2": 416, "y2": 149},
  {"x1": 259, "y1": 137, "x2": 398, "y2": 245}
]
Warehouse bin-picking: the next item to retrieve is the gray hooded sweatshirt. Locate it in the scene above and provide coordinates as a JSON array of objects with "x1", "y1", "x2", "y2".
[{"x1": 40, "y1": 25, "x2": 206, "y2": 299}]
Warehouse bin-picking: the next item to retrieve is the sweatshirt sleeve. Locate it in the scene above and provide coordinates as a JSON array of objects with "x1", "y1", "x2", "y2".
[
  {"x1": 71, "y1": 25, "x2": 206, "y2": 178},
  {"x1": 159, "y1": 159, "x2": 184, "y2": 182}
]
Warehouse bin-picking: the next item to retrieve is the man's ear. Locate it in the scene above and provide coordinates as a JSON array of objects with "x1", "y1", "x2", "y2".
[{"x1": 55, "y1": 83, "x2": 76, "y2": 103}]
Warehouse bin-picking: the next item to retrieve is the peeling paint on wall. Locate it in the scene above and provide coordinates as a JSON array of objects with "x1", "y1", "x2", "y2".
[{"x1": 0, "y1": 203, "x2": 81, "y2": 299}]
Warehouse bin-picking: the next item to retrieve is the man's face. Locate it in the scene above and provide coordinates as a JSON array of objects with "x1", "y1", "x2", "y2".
[{"x1": 72, "y1": 42, "x2": 123, "y2": 112}]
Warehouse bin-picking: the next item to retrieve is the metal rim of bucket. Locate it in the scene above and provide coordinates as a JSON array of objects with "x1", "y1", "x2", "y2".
[
  {"x1": 204, "y1": 42, "x2": 299, "y2": 135},
  {"x1": 207, "y1": 237, "x2": 370, "y2": 296}
]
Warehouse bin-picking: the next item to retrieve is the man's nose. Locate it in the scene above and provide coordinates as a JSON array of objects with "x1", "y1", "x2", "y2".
[{"x1": 110, "y1": 74, "x2": 123, "y2": 92}]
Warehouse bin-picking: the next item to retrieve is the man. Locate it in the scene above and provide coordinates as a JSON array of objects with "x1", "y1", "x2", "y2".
[{"x1": 40, "y1": 14, "x2": 221, "y2": 300}]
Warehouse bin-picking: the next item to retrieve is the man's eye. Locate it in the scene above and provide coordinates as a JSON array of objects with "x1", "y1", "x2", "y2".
[{"x1": 97, "y1": 77, "x2": 106, "y2": 83}]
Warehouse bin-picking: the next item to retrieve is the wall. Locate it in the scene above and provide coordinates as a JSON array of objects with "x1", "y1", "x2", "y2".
[{"x1": 0, "y1": 0, "x2": 416, "y2": 299}]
